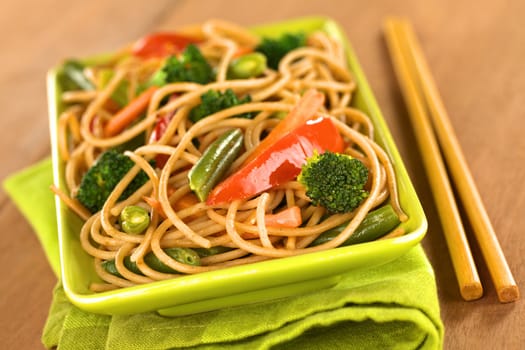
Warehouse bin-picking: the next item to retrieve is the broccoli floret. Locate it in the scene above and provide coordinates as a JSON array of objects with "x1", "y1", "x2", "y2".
[
  {"x1": 189, "y1": 89, "x2": 253, "y2": 123},
  {"x1": 297, "y1": 151, "x2": 369, "y2": 213},
  {"x1": 76, "y1": 150, "x2": 150, "y2": 213},
  {"x1": 255, "y1": 32, "x2": 306, "y2": 70},
  {"x1": 149, "y1": 44, "x2": 214, "y2": 86}
]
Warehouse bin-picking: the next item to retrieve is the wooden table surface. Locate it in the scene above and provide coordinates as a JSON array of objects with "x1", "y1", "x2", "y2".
[{"x1": 1, "y1": 0, "x2": 523, "y2": 348}]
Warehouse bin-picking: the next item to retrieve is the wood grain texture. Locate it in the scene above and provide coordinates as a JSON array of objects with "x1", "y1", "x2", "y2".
[{"x1": 1, "y1": 0, "x2": 523, "y2": 348}]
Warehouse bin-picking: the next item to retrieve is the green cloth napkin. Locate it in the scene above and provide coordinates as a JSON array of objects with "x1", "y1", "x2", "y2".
[{"x1": 3, "y1": 158, "x2": 444, "y2": 350}]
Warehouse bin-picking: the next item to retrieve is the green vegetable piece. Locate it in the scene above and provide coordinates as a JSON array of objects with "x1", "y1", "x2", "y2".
[
  {"x1": 101, "y1": 256, "x2": 143, "y2": 278},
  {"x1": 60, "y1": 60, "x2": 95, "y2": 91},
  {"x1": 144, "y1": 247, "x2": 201, "y2": 274},
  {"x1": 188, "y1": 129, "x2": 244, "y2": 201},
  {"x1": 309, "y1": 204, "x2": 401, "y2": 247},
  {"x1": 298, "y1": 151, "x2": 369, "y2": 213},
  {"x1": 193, "y1": 246, "x2": 233, "y2": 257},
  {"x1": 102, "y1": 247, "x2": 201, "y2": 277},
  {"x1": 227, "y1": 52, "x2": 267, "y2": 79},
  {"x1": 76, "y1": 150, "x2": 151, "y2": 213},
  {"x1": 147, "y1": 69, "x2": 168, "y2": 88},
  {"x1": 272, "y1": 111, "x2": 289, "y2": 120},
  {"x1": 255, "y1": 32, "x2": 306, "y2": 70},
  {"x1": 148, "y1": 44, "x2": 214, "y2": 86},
  {"x1": 120, "y1": 205, "x2": 150, "y2": 234},
  {"x1": 98, "y1": 68, "x2": 129, "y2": 107},
  {"x1": 101, "y1": 259, "x2": 119, "y2": 276},
  {"x1": 189, "y1": 89, "x2": 253, "y2": 123}
]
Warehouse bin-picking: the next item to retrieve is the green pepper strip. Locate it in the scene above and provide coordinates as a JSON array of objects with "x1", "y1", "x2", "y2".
[
  {"x1": 98, "y1": 68, "x2": 129, "y2": 107},
  {"x1": 61, "y1": 60, "x2": 95, "y2": 91},
  {"x1": 102, "y1": 247, "x2": 201, "y2": 277},
  {"x1": 309, "y1": 204, "x2": 402, "y2": 247},
  {"x1": 188, "y1": 128, "x2": 244, "y2": 201},
  {"x1": 193, "y1": 246, "x2": 233, "y2": 258}
]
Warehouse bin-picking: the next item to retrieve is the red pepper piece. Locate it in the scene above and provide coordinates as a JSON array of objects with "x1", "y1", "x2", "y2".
[
  {"x1": 206, "y1": 117, "x2": 344, "y2": 205},
  {"x1": 149, "y1": 94, "x2": 178, "y2": 168},
  {"x1": 242, "y1": 89, "x2": 325, "y2": 165},
  {"x1": 132, "y1": 32, "x2": 203, "y2": 59}
]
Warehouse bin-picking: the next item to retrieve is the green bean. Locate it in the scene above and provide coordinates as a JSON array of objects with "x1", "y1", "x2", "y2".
[
  {"x1": 120, "y1": 205, "x2": 150, "y2": 234},
  {"x1": 188, "y1": 128, "x2": 244, "y2": 201},
  {"x1": 102, "y1": 247, "x2": 201, "y2": 277},
  {"x1": 193, "y1": 246, "x2": 233, "y2": 257},
  {"x1": 227, "y1": 52, "x2": 267, "y2": 79},
  {"x1": 144, "y1": 247, "x2": 201, "y2": 274},
  {"x1": 101, "y1": 256, "x2": 142, "y2": 278},
  {"x1": 309, "y1": 204, "x2": 401, "y2": 247}
]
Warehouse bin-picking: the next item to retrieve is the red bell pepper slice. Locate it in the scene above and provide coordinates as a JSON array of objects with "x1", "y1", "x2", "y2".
[
  {"x1": 149, "y1": 94, "x2": 178, "y2": 168},
  {"x1": 132, "y1": 32, "x2": 203, "y2": 59},
  {"x1": 149, "y1": 114, "x2": 172, "y2": 168},
  {"x1": 149, "y1": 113, "x2": 172, "y2": 144},
  {"x1": 206, "y1": 117, "x2": 344, "y2": 205},
  {"x1": 242, "y1": 88, "x2": 325, "y2": 165}
]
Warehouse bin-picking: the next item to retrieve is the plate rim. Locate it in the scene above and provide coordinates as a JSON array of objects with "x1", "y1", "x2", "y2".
[{"x1": 48, "y1": 15, "x2": 427, "y2": 315}]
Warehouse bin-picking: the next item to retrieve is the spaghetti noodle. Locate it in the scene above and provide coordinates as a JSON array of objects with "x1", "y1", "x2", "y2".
[{"x1": 54, "y1": 19, "x2": 407, "y2": 291}]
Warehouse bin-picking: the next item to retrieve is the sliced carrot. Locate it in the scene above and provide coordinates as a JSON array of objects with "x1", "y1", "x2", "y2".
[
  {"x1": 104, "y1": 86, "x2": 159, "y2": 137},
  {"x1": 243, "y1": 88, "x2": 325, "y2": 164},
  {"x1": 241, "y1": 232, "x2": 259, "y2": 239},
  {"x1": 143, "y1": 191, "x2": 199, "y2": 220},
  {"x1": 103, "y1": 98, "x2": 122, "y2": 114},
  {"x1": 264, "y1": 206, "x2": 303, "y2": 228},
  {"x1": 232, "y1": 46, "x2": 254, "y2": 58},
  {"x1": 173, "y1": 192, "x2": 199, "y2": 212},
  {"x1": 142, "y1": 195, "x2": 166, "y2": 218},
  {"x1": 239, "y1": 206, "x2": 303, "y2": 239},
  {"x1": 166, "y1": 185, "x2": 177, "y2": 197}
]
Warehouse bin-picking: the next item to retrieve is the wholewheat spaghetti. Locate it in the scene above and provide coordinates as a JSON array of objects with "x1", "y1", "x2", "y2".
[{"x1": 54, "y1": 19, "x2": 407, "y2": 291}]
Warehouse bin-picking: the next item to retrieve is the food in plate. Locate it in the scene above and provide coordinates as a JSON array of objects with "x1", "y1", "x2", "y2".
[{"x1": 52, "y1": 19, "x2": 408, "y2": 292}]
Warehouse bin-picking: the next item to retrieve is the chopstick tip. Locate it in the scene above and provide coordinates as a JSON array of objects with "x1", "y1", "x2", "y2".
[
  {"x1": 461, "y1": 282, "x2": 483, "y2": 301},
  {"x1": 383, "y1": 15, "x2": 408, "y2": 27},
  {"x1": 497, "y1": 285, "x2": 520, "y2": 303}
]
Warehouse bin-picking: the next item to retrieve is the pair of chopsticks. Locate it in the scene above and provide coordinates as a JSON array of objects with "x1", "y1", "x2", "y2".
[{"x1": 383, "y1": 17, "x2": 519, "y2": 303}]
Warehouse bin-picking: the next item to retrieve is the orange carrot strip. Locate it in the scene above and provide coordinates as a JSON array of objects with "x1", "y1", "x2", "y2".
[
  {"x1": 232, "y1": 46, "x2": 254, "y2": 58},
  {"x1": 143, "y1": 192, "x2": 199, "y2": 220},
  {"x1": 104, "y1": 86, "x2": 158, "y2": 137},
  {"x1": 241, "y1": 232, "x2": 259, "y2": 239},
  {"x1": 264, "y1": 206, "x2": 303, "y2": 228},
  {"x1": 103, "y1": 98, "x2": 122, "y2": 114},
  {"x1": 143, "y1": 196, "x2": 166, "y2": 218},
  {"x1": 173, "y1": 192, "x2": 199, "y2": 212}
]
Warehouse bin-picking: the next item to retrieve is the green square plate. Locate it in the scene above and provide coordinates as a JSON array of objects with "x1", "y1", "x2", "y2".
[{"x1": 47, "y1": 16, "x2": 427, "y2": 316}]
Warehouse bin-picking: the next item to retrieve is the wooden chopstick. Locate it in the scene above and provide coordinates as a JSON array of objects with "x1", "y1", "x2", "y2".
[
  {"x1": 383, "y1": 18, "x2": 483, "y2": 301},
  {"x1": 391, "y1": 18, "x2": 519, "y2": 303}
]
